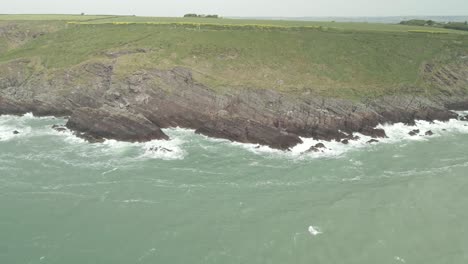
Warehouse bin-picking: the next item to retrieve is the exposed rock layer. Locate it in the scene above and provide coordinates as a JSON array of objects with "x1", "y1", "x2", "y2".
[
  {"x1": 1, "y1": 60, "x2": 467, "y2": 150},
  {"x1": 66, "y1": 107, "x2": 169, "y2": 143}
]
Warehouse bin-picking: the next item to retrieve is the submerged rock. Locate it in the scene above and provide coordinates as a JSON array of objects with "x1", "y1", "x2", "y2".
[
  {"x1": 306, "y1": 143, "x2": 327, "y2": 153},
  {"x1": 149, "y1": 146, "x2": 173, "y2": 153},
  {"x1": 66, "y1": 107, "x2": 169, "y2": 143},
  {"x1": 341, "y1": 139, "x2": 349, "y2": 145},
  {"x1": 367, "y1": 139, "x2": 379, "y2": 144},
  {"x1": 309, "y1": 146, "x2": 320, "y2": 153},
  {"x1": 425, "y1": 130, "x2": 434, "y2": 136},
  {"x1": 12, "y1": 130, "x2": 20, "y2": 135},
  {"x1": 51, "y1": 124, "x2": 67, "y2": 132},
  {"x1": 408, "y1": 129, "x2": 420, "y2": 136},
  {"x1": 314, "y1": 143, "x2": 326, "y2": 149},
  {"x1": 306, "y1": 147, "x2": 320, "y2": 153}
]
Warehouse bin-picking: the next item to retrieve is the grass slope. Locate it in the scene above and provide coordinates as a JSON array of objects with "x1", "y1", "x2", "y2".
[{"x1": 1, "y1": 15, "x2": 468, "y2": 98}]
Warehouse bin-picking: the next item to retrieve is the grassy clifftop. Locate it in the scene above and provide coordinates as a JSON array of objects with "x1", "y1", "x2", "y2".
[{"x1": 1, "y1": 15, "x2": 468, "y2": 99}]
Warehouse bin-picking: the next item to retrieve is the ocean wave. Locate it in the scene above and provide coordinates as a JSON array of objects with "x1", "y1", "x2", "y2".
[
  {"x1": 230, "y1": 117, "x2": 468, "y2": 160},
  {"x1": 1, "y1": 113, "x2": 468, "y2": 161}
]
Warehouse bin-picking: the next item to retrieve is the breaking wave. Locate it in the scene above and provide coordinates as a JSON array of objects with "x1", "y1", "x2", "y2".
[
  {"x1": 232, "y1": 111, "x2": 468, "y2": 159},
  {"x1": 1, "y1": 112, "x2": 468, "y2": 161}
]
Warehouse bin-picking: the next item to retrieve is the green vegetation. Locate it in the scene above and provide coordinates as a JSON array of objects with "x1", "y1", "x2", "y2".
[
  {"x1": 401, "y1": 19, "x2": 468, "y2": 32},
  {"x1": 184, "y1": 14, "x2": 219, "y2": 19},
  {"x1": 444, "y1": 22, "x2": 468, "y2": 32},
  {"x1": 1, "y1": 15, "x2": 468, "y2": 99},
  {"x1": 400, "y1": 19, "x2": 436, "y2": 26},
  {"x1": 0, "y1": 14, "x2": 114, "y2": 21},
  {"x1": 3, "y1": 15, "x2": 465, "y2": 34}
]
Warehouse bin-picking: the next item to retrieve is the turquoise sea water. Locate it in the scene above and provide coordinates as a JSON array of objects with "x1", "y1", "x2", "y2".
[{"x1": 1, "y1": 114, "x2": 468, "y2": 264}]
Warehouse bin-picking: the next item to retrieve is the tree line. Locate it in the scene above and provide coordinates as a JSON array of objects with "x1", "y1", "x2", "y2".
[
  {"x1": 400, "y1": 19, "x2": 468, "y2": 32},
  {"x1": 184, "y1": 14, "x2": 219, "y2": 18}
]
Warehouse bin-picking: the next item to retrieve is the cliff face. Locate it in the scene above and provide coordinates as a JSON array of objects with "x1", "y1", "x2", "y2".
[
  {"x1": 1, "y1": 20, "x2": 468, "y2": 149},
  {"x1": 1, "y1": 58, "x2": 468, "y2": 149}
]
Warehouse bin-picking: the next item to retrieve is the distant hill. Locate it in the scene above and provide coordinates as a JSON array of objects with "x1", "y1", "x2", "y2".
[{"x1": 229, "y1": 16, "x2": 468, "y2": 24}]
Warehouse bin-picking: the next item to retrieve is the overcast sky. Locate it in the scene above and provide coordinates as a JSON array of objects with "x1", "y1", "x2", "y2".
[{"x1": 2, "y1": 0, "x2": 467, "y2": 17}]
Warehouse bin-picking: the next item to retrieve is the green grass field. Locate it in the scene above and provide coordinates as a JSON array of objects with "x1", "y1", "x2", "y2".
[
  {"x1": 2, "y1": 14, "x2": 466, "y2": 34},
  {"x1": 0, "y1": 14, "x2": 115, "y2": 21},
  {"x1": 1, "y1": 14, "x2": 468, "y2": 98}
]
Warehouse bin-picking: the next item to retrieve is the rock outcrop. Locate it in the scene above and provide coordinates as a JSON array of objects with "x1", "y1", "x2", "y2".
[
  {"x1": 66, "y1": 107, "x2": 168, "y2": 143},
  {"x1": 409, "y1": 129, "x2": 420, "y2": 136},
  {"x1": 1, "y1": 61, "x2": 468, "y2": 150}
]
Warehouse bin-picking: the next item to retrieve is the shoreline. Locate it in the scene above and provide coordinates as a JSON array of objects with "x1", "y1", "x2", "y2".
[
  {"x1": 1, "y1": 90, "x2": 468, "y2": 151},
  {"x1": 1, "y1": 65, "x2": 468, "y2": 151},
  {"x1": 1, "y1": 111, "x2": 467, "y2": 159}
]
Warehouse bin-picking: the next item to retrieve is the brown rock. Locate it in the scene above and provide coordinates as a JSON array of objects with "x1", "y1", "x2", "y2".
[
  {"x1": 360, "y1": 126, "x2": 387, "y2": 138},
  {"x1": 306, "y1": 146, "x2": 320, "y2": 153},
  {"x1": 52, "y1": 124, "x2": 67, "y2": 132},
  {"x1": 408, "y1": 129, "x2": 420, "y2": 136},
  {"x1": 195, "y1": 117, "x2": 302, "y2": 151},
  {"x1": 66, "y1": 107, "x2": 169, "y2": 143},
  {"x1": 305, "y1": 143, "x2": 327, "y2": 153},
  {"x1": 314, "y1": 143, "x2": 326, "y2": 149}
]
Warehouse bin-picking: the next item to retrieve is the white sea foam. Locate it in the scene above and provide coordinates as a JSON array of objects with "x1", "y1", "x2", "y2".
[
  {"x1": 2, "y1": 112, "x2": 468, "y2": 160},
  {"x1": 308, "y1": 225, "x2": 322, "y2": 236},
  {"x1": 0, "y1": 113, "x2": 66, "y2": 142},
  {"x1": 0, "y1": 114, "x2": 188, "y2": 160},
  {"x1": 394, "y1": 256, "x2": 406, "y2": 263},
  {"x1": 139, "y1": 138, "x2": 186, "y2": 160},
  {"x1": 231, "y1": 113, "x2": 468, "y2": 159},
  {"x1": 0, "y1": 114, "x2": 38, "y2": 141}
]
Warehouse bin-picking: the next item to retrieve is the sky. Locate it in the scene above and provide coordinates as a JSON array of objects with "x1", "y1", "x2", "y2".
[{"x1": 1, "y1": 0, "x2": 467, "y2": 17}]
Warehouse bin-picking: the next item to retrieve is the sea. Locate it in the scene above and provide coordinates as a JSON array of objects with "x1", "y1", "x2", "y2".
[{"x1": 1, "y1": 113, "x2": 468, "y2": 264}]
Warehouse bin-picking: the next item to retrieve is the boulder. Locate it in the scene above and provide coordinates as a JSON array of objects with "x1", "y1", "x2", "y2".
[
  {"x1": 13, "y1": 130, "x2": 20, "y2": 135},
  {"x1": 367, "y1": 139, "x2": 379, "y2": 144},
  {"x1": 66, "y1": 107, "x2": 169, "y2": 143},
  {"x1": 425, "y1": 130, "x2": 434, "y2": 136},
  {"x1": 306, "y1": 143, "x2": 327, "y2": 153},
  {"x1": 306, "y1": 146, "x2": 320, "y2": 153},
  {"x1": 314, "y1": 143, "x2": 326, "y2": 149},
  {"x1": 360, "y1": 126, "x2": 387, "y2": 138},
  {"x1": 408, "y1": 129, "x2": 420, "y2": 136},
  {"x1": 341, "y1": 139, "x2": 349, "y2": 144}
]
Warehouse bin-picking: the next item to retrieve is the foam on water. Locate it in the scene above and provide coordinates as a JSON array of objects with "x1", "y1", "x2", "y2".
[
  {"x1": 231, "y1": 111, "x2": 468, "y2": 159},
  {"x1": 0, "y1": 114, "x2": 34, "y2": 141},
  {"x1": 0, "y1": 114, "x2": 187, "y2": 160},
  {"x1": 70, "y1": 130, "x2": 188, "y2": 161},
  {"x1": 308, "y1": 225, "x2": 322, "y2": 236},
  {"x1": 1, "y1": 112, "x2": 468, "y2": 160}
]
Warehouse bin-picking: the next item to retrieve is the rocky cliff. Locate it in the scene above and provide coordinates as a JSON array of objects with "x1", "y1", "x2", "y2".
[
  {"x1": 1, "y1": 58, "x2": 468, "y2": 150},
  {"x1": 1, "y1": 21, "x2": 468, "y2": 149}
]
